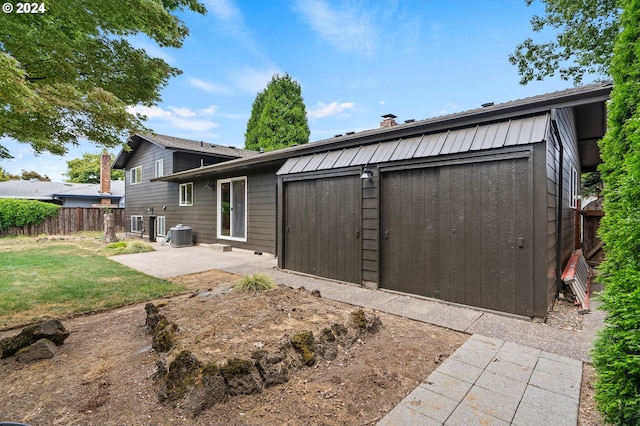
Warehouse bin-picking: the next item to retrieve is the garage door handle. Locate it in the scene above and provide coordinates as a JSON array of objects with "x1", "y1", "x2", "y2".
[
  {"x1": 384, "y1": 231, "x2": 389, "y2": 239},
  {"x1": 355, "y1": 229, "x2": 359, "y2": 238}
]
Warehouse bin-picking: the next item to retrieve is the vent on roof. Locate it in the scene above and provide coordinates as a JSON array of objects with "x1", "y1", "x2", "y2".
[
  {"x1": 404, "y1": 119, "x2": 415, "y2": 124},
  {"x1": 228, "y1": 145, "x2": 236, "y2": 149},
  {"x1": 334, "y1": 134, "x2": 343, "y2": 138},
  {"x1": 345, "y1": 131, "x2": 355, "y2": 135},
  {"x1": 481, "y1": 102, "x2": 494, "y2": 108}
]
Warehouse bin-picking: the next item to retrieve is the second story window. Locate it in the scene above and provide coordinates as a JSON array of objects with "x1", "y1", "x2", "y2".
[
  {"x1": 130, "y1": 166, "x2": 142, "y2": 185},
  {"x1": 155, "y1": 159, "x2": 163, "y2": 178},
  {"x1": 180, "y1": 182, "x2": 193, "y2": 206}
]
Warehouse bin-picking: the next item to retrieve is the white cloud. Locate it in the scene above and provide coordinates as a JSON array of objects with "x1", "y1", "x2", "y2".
[
  {"x1": 171, "y1": 107, "x2": 197, "y2": 118},
  {"x1": 127, "y1": 105, "x2": 172, "y2": 119},
  {"x1": 293, "y1": 0, "x2": 376, "y2": 57},
  {"x1": 308, "y1": 101, "x2": 355, "y2": 119},
  {"x1": 230, "y1": 66, "x2": 282, "y2": 95},
  {"x1": 189, "y1": 77, "x2": 233, "y2": 95},
  {"x1": 127, "y1": 105, "x2": 219, "y2": 133},
  {"x1": 205, "y1": 0, "x2": 260, "y2": 54},
  {"x1": 199, "y1": 105, "x2": 219, "y2": 115}
]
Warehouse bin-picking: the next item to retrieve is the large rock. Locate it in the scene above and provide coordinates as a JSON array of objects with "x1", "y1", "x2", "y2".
[
  {"x1": 186, "y1": 363, "x2": 228, "y2": 418},
  {"x1": 252, "y1": 350, "x2": 289, "y2": 387},
  {"x1": 15, "y1": 338, "x2": 57, "y2": 363},
  {"x1": 0, "y1": 319, "x2": 69, "y2": 359},
  {"x1": 220, "y1": 358, "x2": 263, "y2": 396}
]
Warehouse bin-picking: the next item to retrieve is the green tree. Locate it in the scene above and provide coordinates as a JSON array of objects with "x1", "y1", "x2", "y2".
[
  {"x1": 509, "y1": 0, "x2": 621, "y2": 84},
  {"x1": 20, "y1": 170, "x2": 50, "y2": 181},
  {"x1": 0, "y1": 166, "x2": 20, "y2": 181},
  {"x1": 0, "y1": 0, "x2": 206, "y2": 159},
  {"x1": 65, "y1": 153, "x2": 124, "y2": 184},
  {"x1": 592, "y1": 1, "x2": 640, "y2": 423},
  {"x1": 244, "y1": 73, "x2": 310, "y2": 152}
]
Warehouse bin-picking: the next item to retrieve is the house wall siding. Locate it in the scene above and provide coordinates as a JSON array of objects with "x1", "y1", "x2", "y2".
[
  {"x1": 361, "y1": 169, "x2": 379, "y2": 283},
  {"x1": 545, "y1": 107, "x2": 581, "y2": 309},
  {"x1": 124, "y1": 141, "x2": 177, "y2": 234},
  {"x1": 178, "y1": 167, "x2": 278, "y2": 254}
]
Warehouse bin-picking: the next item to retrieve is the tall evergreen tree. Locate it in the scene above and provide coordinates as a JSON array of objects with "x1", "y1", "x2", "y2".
[
  {"x1": 244, "y1": 74, "x2": 310, "y2": 152},
  {"x1": 592, "y1": 0, "x2": 640, "y2": 423}
]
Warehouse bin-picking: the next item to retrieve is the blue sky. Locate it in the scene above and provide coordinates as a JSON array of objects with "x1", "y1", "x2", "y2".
[{"x1": 1, "y1": 0, "x2": 592, "y2": 181}]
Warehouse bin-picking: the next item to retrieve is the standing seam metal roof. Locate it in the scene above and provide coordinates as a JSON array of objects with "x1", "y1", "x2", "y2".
[{"x1": 277, "y1": 113, "x2": 549, "y2": 175}]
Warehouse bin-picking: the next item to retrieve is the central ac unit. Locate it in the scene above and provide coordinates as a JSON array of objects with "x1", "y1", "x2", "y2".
[{"x1": 170, "y1": 225, "x2": 193, "y2": 248}]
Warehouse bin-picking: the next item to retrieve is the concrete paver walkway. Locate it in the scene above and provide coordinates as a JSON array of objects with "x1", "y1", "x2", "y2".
[
  {"x1": 379, "y1": 335, "x2": 582, "y2": 425},
  {"x1": 111, "y1": 243, "x2": 604, "y2": 425}
]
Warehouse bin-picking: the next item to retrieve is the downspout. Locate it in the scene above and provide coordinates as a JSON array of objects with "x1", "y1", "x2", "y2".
[{"x1": 550, "y1": 109, "x2": 565, "y2": 293}]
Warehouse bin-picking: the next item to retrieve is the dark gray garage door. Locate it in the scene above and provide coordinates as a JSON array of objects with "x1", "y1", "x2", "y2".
[
  {"x1": 283, "y1": 175, "x2": 362, "y2": 283},
  {"x1": 380, "y1": 158, "x2": 533, "y2": 316}
]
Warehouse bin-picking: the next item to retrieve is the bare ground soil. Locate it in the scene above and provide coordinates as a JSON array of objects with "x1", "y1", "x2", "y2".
[{"x1": 0, "y1": 269, "x2": 602, "y2": 425}]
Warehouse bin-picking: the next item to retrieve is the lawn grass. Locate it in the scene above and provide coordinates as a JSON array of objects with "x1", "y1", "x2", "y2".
[{"x1": 0, "y1": 237, "x2": 186, "y2": 328}]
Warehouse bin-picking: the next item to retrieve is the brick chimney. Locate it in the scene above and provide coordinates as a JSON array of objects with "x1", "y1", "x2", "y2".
[
  {"x1": 99, "y1": 152, "x2": 112, "y2": 205},
  {"x1": 380, "y1": 113, "x2": 397, "y2": 128}
]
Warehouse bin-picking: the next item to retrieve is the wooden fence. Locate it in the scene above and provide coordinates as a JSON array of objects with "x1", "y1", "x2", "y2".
[{"x1": 0, "y1": 207, "x2": 125, "y2": 237}]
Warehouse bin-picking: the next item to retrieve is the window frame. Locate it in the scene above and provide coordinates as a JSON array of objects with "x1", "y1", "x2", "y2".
[
  {"x1": 154, "y1": 159, "x2": 164, "y2": 178},
  {"x1": 130, "y1": 166, "x2": 142, "y2": 185},
  {"x1": 570, "y1": 165, "x2": 579, "y2": 209},
  {"x1": 156, "y1": 215, "x2": 166, "y2": 237},
  {"x1": 217, "y1": 176, "x2": 248, "y2": 242},
  {"x1": 179, "y1": 182, "x2": 193, "y2": 206},
  {"x1": 130, "y1": 215, "x2": 144, "y2": 233}
]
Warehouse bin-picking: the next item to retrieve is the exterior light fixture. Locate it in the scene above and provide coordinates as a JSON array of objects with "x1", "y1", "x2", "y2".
[{"x1": 360, "y1": 165, "x2": 373, "y2": 180}]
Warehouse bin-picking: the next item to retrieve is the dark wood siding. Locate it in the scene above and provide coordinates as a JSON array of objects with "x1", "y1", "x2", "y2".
[
  {"x1": 176, "y1": 167, "x2": 278, "y2": 254},
  {"x1": 379, "y1": 153, "x2": 535, "y2": 316},
  {"x1": 124, "y1": 140, "x2": 177, "y2": 236},
  {"x1": 545, "y1": 107, "x2": 580, "y2": 309},
  {"x1": 362, "y1": 169, "x2": 379, "y2": 284},
  {"x1": 282, "y1": 173, "x2": 362, "y2": 283},
  {"x1": 122, "y1": 141, "x2": 277, "y2": 254}
]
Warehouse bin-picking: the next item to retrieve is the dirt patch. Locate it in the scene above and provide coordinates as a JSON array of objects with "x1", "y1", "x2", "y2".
[
  {"x1": 0, "y1": 270, "x2": 466, "y2": 425},
  {"x1": 0, "y1": 269, "x2": 602, "y2": 425}
]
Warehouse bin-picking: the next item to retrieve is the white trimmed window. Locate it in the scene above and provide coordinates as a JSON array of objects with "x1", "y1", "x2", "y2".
[
  {"x1": 154, "y1": 159, "x2": 164, "y2": 178},
  {"x1": 179, "y1": 182, "x2": 193, "y2": 206},
  {"x1": 131, "y1": 215, "x2": 144, "y2": 233},
  {"x1": 156, "y1": 216, "x2": 166, "y2": 237},
  {"x1": 570, "y1": 165, "x2": 579, "y2": 209},
  {"x1": 217, "y1": 177, "x2": 247, "y2": 241},
  {"x1": 130, "y1": 166, "x2": 142, "y2": 184}
]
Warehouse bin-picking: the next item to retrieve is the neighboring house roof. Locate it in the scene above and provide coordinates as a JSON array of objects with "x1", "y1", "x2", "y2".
[
  {"x1": 0, "y1": 180, "x2": 124, "y2": 202},
  {"x1": 112, "y1": 133, "x2": 259, "y2": 169},
  {"x1": 155, "y1": 81, "x2": 612, "y2": 183}
]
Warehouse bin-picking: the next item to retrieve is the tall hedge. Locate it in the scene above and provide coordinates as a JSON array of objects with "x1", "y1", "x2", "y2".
[
  {"x1": 0, "y1": 199, "x2": 61, "y2": 231},
  {"x1": 592, "y1": 0, "x2": 640, "y2": 423}
]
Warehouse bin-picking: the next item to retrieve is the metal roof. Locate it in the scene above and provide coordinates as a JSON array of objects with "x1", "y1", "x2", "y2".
[
  {"x1": 277, "y1": 114, "x2": 549, "y2": 175},
  {"x1": 154, "y1": 81, "x2": 611, "y2": 182}
]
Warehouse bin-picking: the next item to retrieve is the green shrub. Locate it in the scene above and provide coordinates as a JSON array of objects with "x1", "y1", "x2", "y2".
[
  {"x1": 592, "y1": 2, "x2": 640, "y2": 423},
  {"x1": 0, "y1": 199, "x2": 60, "y2": 230},
  {"x1": 234, "y1": 272, "x2": 276, "y2": 291},
  {"x1": 104, "y1": 240, "x2": 154, "y2": 255}
]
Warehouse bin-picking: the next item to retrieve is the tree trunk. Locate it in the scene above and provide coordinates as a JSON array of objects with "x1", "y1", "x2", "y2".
[{"x1": 103, "y1": 211, "x2": 117, "y2": 243}]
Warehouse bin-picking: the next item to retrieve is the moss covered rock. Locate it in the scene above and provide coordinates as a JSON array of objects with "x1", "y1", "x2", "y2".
[{"x1": 290, "y1": 330, "x2": 316, "y2": 366}]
